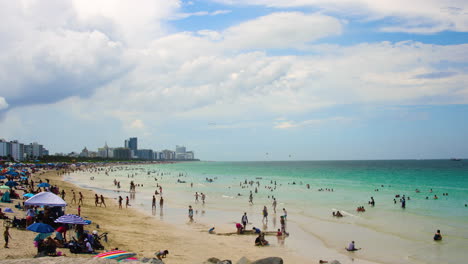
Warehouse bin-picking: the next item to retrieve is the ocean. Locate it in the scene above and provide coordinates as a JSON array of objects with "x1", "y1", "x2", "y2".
[{"x1": 67, "y1": 160, "x2": 468, "y2": 264}]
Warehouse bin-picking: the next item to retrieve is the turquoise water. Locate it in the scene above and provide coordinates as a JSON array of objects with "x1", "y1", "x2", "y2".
[
  {"x1": 162, "y1": 160, "x2": 468, "y2": 217},
  {"x1": 69, "y1": 160, "x2": 468, "y2": 264}
]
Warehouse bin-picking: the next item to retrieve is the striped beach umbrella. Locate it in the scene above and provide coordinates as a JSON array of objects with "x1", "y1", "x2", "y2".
[
  {"x1": 54, "y1": 214, "x2": 90, "y2": 225},
  {"x1": 94, "y1": 250, "x2": 136, "y2": 261}
]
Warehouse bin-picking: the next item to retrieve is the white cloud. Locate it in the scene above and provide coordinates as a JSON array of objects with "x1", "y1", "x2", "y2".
[
  {"x1": 0, "y1": 97, "x2": 8, "y2": 110},
  {"x1": 223, "y1": 12, "x2": 342, "y2": 49},
  {"x1": 274, "y1": 117, "x2": 352, "y2": 129},
  {"x1": 130, "y1": 119, "x2": 145, "y2": 129},
  {"x1": 172, "y1": 10, "x2": 231, "y2": 20},
  {"x1": 213, "y1": 0, "x2": 468, "y2": 33}
]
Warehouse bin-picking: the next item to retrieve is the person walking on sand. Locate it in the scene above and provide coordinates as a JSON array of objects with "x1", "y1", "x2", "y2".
[
  {"x1": 4, "y1": 226, "x2": 12, "y2": 248},
  {"x1": 160, "y1": 196, "x2": 164, "y2": 207},
  {"x1": 61, "y1": 190, "x2": 66, "y2": 200},
  {"x1": 188, "y1": 205, "x2": 194, "y2": 221},
  {"x1": 152, "y1": 195, "x2": 156, "y2": 209},
  {"x1": 78, "y1": 205, "x2": 81, "y2": 216},
  {"x1": 118, "y1": 196, "x2": 123, "y2": 209},
  {"x1": 195, "y1": 192, "x2": 199, "y2": 202},
  {"x1": 126, "y1": 196, "x2": 130, "y2": 208},
  {"x1": 242, "y1": 212, "x2": 248, "y2": 229},
  {"x1": 262, "y1": 206, "x2": 268, "y2": 223},
  {"x1": 71, "y1": 190, "x2": 76, "y2": 204},
  {"x1": 100, "y1": 195, "x2": 106, "y2": 208},
  {"x1": 78, "y1": 192, "x2": 83, "y2": 205},
  {"x1": 95, "y1": 194, "x2": 99, "y2": 207}
]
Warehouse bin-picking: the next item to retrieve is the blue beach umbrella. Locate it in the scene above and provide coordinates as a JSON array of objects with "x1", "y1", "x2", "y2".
[
  {"x1": 23, "y1": 193, "x2": 35, "y2": 198},
  {"x1": 5, "y1": 181, "x2": 18, "y2": 187},
  {"x1": 37, "y1": 182, "x2": 50, "y2": 188},
  {"x1": 0, "y1": 176, "x2": 6, "y2": 180},
  {"x1": 27, "y1": 223, "x2": 55, "y2": 233},
  {"x1": 4, "y1": 208, "x2": 14, "y2": 213}
]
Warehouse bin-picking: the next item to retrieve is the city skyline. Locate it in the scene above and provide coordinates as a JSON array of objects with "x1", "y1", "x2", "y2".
[{"x1": 0, "y1": 1, "x2": 467, "y2": 161}]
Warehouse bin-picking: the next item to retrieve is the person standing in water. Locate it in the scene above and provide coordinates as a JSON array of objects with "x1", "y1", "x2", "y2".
[
  {"x1": 262, "y1": 206, "x2": 268, "y2": 223},
  {"x1": 242, "y1": 212, "x2": 248, "y2": 229},
  {"x1": 152, "y1": 195, "x2": 156, "y2": 209},
  {"x1": 160, "y1": 196, "x2": 164, "y2": 207},
  {"x1": 272, "y1": 198, "x2": 277, "y2": 213},
  {"x1": 188, "y1": 205, "x2": 194, "y2": 221},
  {"x1": 125, "y1": 196, "x2": 130, "y2": 208},
  {"x1": 118, "y1": 196, "x2": 123, "y2": 209}
]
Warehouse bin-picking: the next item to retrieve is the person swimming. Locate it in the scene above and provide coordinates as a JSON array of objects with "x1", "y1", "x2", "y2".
[{"x1": 433, "y1": 229, "x2": 442, "y2": 241}]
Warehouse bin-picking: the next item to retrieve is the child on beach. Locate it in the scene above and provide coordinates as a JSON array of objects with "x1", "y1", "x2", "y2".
[
  {"x1": 434, "y1": 230, "x2": 442, "y2": 241},
  {"x1": 4, "y1": 226, "x2": 12, "y2": 248},
  {"x1": 155, "y1": 250, "x2": 169, "y2": 260},
  {"x1": 188, "y1": 205, "x2": 194, "y2": 221},
  {"x1": 346, "y1": 241, "x2": 361, "y2": 251}
]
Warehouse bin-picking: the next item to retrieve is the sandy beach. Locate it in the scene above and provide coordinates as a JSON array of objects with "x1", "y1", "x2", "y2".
[{"x1": 0, "y1": 168, "x2": 313, "y2": 263}]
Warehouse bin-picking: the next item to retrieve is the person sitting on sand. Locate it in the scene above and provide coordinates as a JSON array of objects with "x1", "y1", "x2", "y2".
[
  {"x1": 255, "y1": 233, "x2": 269, "y2": 246},
  {"x1": 433, "y1": 229, "x2": 442, "y2": 241},
  {"x1": 208, "y1": 227, "x2": 215, "y2": 234},
  {"x1": 346, "y1": 241, "x2": 361, "y2": 251},
  {"x1": 155, "y1": 250, "x2": 169, "y2": 260}
]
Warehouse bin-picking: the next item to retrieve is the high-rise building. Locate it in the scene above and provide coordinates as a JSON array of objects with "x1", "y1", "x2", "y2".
[
  {"x1": 136, "y1": 149, "x2": 153, "y2": 160},
  {"x1": 0, "y1": 139, "x2": 11, "y2": 158},
  {"x1": 124, "y1": 137, "x2": 138, "y2": 152},
  {"x1": 113, "y1": 148, "x2": 132, "y2": 160},
  {"x1": 10, "y1": 141, "x2": 24, "y2": 161}
]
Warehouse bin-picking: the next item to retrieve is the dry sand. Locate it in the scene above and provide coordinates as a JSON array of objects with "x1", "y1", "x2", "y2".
[{"x1": 0, "y1": 169, "x2": 309, "y2": 263}]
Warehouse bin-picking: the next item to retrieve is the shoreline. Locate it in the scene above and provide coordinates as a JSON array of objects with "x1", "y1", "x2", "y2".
[{"x1": 1, "y1": 168, "x2": 311, "y2": 263}]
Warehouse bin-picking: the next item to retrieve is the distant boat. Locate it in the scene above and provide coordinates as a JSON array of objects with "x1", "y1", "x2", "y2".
[{"x1": 450, "y1": 158, "x2": 462, "y2": 161}]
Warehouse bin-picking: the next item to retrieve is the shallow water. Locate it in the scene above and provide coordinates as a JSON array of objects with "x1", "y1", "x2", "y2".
[{"x1": 67, "y1": 160, "x2": 468, "y2": 264}]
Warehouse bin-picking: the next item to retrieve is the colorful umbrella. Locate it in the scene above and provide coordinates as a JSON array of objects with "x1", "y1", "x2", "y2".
[
  {"x1": 27, "y1": 223, "x2": 55, "y2": 233},
  {"x1": 0, "y1": 185, "x2": 10, "y2": 190},
  {"x1": 0, "y1": 176, "x2": 6, "y2": 180},
  {"x1": 23, "y1": 193, "x2": 34, "y2": 198},
  {"x1": 5, "y1": 181, "x2": 18, "y2": 187},
  {"x1": 4, "y1": 208, "x2": 13, "y2": 213},
  {"x1": 54, "y1": 214, "x2": 90, "y2": 225},
  {"x1": 34, "y1": 232, "x2": 53, "y2": 241},
  {"x1": 37, "y1": 182, "x2": 50, "y2": 187},
  {"x1": 94, "y1": 250, "x2": 136, "y2": 261}
]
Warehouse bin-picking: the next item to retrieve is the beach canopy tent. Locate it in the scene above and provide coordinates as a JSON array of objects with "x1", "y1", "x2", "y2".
[
  {"x1": 25, "y1": 192, "x2": 67, "y2": 207},
  {"x1": 4, "y1": 208, "x2": 13, "y2": 213},
  {"x1": 55, "y1": 214, "x2": 89, "y2": 225}
]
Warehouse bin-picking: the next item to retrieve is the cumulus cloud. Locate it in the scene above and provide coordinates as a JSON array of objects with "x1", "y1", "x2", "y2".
[
  {"x1": 213, "y1": 0, "x2": 468, "y2": 33},
  {"x1": 0, "y1": 0, "x2": 179, "y2": 110}
]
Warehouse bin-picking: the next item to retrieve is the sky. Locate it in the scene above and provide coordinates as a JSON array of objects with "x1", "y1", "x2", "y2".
[{"x1": 1, "y1": 0, "x2": 468, "y2": 161}]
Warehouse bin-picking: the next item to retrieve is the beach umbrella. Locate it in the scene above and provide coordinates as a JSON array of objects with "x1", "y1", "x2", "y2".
[
  {"x1": 0, "y1": 185, "x2": 10, "y2": 190},
  {"x1": 54, "y1": 214, "x2": 90, "y2": 225},
  {"x1": 94, "y1": 250, "x2": 137, "y2": 261},
  {"x1": 27, "y1": 223, "x2": 55, "y2": 233},
  {"x1": 0, "y1": 176, "x2": 6, "y2": 180},
  {"x1": 34, "y1": 232, "x2": 53, "y2": 241},
  {"x1": 37, "y1": 182, "x2": 50, "y2": 188},
  {"x1": 5, "y1": 181, "x2": 18, "y2": 187},
  {"x1": 4, "y1": 208, "x2": 13, "y2": 213},
  {"x1": 23, "y1": 193, "x2": 34, "y2": 198}
]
